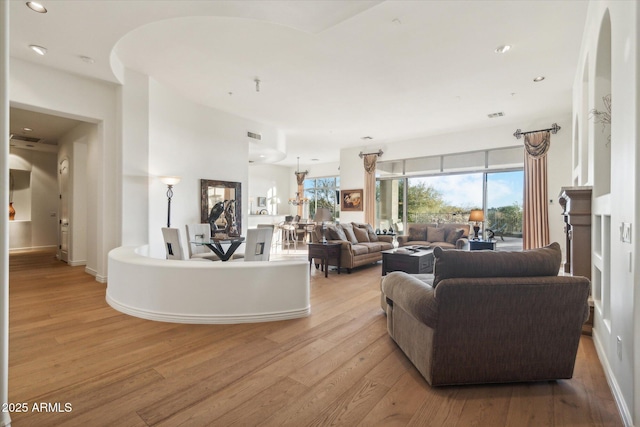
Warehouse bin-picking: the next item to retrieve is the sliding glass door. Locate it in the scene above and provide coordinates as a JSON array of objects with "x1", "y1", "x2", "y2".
[
  {"x1": 376, "y1": 170, "x2": 523, "y2": 249},
  {"x1": 485, "y1": 170, "x2": 523, "y2": 249}
]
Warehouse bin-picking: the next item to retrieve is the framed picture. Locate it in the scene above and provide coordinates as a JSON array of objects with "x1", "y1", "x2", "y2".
[
  {"x1": 341, "y1": 189, "x2": 363, "y2": 211},
  {"x1": 257, "y1": 197, "x2": 267, "y2": 207}
]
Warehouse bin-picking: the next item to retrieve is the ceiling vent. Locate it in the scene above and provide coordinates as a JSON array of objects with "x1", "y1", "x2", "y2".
[
  {"x1": 247, "y1": 131, "x2": 262, "y2": 140},
  {"x1": 487, "y1": 112, "x2": 505, "y2": 118},
  {"x1": 10, "y1": 134, "x2": 46, "y2": 143}
]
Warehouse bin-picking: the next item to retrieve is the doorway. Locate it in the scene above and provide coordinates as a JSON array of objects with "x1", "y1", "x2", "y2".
[{"x1": 58, "y1": 158, "x2": 70, "y2": 262}]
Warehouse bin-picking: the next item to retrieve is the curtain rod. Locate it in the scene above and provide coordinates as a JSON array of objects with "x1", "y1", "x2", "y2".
[
  {"x1": 513, "y1": 123, "x2": 561, "y2": 139},
  {"x1": 358, "y1": 149, "x2": 383, "y2": 158}
]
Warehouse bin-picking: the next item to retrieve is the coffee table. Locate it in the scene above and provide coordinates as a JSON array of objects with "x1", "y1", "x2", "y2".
[{"x1": 381, "y1": 247, "x2": 434, "y2": 276}]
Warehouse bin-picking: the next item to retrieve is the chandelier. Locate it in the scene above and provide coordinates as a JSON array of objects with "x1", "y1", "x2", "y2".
[
  {"x1": 288, "y1": 192, "x2": 309, "y2": 206},
  {"x1": 289, "y1": 156, "x2": 309, "y2": 206}
]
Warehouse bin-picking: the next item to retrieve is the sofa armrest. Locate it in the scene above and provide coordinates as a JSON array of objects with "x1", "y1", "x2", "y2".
[
  {"x1": 455, "y1": 237, "x2": 469, "y2": 250},
  {"x1": 322, "y1": 239, "x2": 354, "y2": 254},
  {"x1": 377, "y1": 235, "x2": 394, "y2": 244},
  {"x1": 382, "y1": 272, "x2": 438, "y2": 328},
  {"x1": 397, "y1": 235, "x2": 410, "y2": 246}
]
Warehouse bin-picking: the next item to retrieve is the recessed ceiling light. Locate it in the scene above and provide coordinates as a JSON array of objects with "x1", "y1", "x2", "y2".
[
  {"x1": 29, "y1": 45, "x2": 47, "y2": 55},
  {"x1": 259, "y1": 155, "x2": 266, "y2": 158},
  {"x1": 80, "y1": 55, "x2": 95, "y2": 64},
  {"x1": 494, "y1": 45, "x2": 511, "y2": 54},
  {"x1": 23, "y1": 127, "x2": 33, "y2": 132},
  {"x1": 361, "y1": 136, "x2": 373, "y2": 140},
  {"x1": 311, "y1": 158, "x2": 319, "y2": 161},
  {"x1": 26, "y1": 1, "x2": 47, "y2": 13},
  {"x1": 533, "y1": 76, "x2": 545, "y2": 82}
]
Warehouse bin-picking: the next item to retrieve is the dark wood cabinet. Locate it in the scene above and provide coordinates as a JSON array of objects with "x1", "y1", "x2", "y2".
[{"x1": 558, "y1": 187, "x2": 592, "y2": 279}]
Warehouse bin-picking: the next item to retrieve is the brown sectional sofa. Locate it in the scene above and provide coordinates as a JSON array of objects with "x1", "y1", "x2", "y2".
[
  {"x1": 397, "y1": 222, "x2": 470, "y2": 249},
  {"x1": 311, "y1": 222, "x2": 394, "y2": 273},
  {"x1": 381, "y1": 242, "x2": 590, "y2": 386}
]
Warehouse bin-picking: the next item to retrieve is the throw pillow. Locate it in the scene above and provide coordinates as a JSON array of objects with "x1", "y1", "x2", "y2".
[
  {"x1": 353, "y1": 222, "x2": 379, "y2": 241},
  {"x1": 408, "y1": 224, "x2": 427, "y2": 242},
  {"x1": 432, "y1": 242, "x2": 562, "y2": 287},
  {"x1": 426, "y1": 227, "x2": 445, "y2": 242},
  {"x1": 339, "y1": 223, "x2": 359, "y2": 244},
  {"x1": 353, "y1": 226, "x2": 370, "y2": 243},
  {"x1": 445, "y1": 228, "x2": 464, "y2": 244},
  {"x1": 326, "y1": 224, "x2": 347, "y2": 241}
]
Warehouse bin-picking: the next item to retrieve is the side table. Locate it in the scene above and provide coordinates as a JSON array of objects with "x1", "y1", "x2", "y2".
[
  {"x1": 308, "y1": 242, "x2": 341, "y2": 278},
  {"x1": 469, "y1": 240, "x2": 496, "y2": 251}
]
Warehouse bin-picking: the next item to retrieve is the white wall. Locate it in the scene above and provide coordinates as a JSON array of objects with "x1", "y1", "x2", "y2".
[
  {"x1": 10, "y1": 59, "x2": 119, "y2": 281},
  {"x1": 248, "y1": 164, "x2": 290, "y2": 215},
  {"x1": 338, "y1": 117, "x2": 574, "y2": 249},
  {"x1": 148, "y1": 79, "x2": 276, "y2": 258},
  {"x1": 572, "y1": 2, "x2": 639, "y2": 425},
  {"x1": 8, "y1": 148, "x2": 59, "y2": 250},
  {"x1": 58, "y1": 122, "x2": 94, "y2": 265},
  {"x1": 120, "y1": 68, "x2": 150, "y2": 247},
  {"x1": 1, "y1": 2, "x2": 11, "y2": 425}
]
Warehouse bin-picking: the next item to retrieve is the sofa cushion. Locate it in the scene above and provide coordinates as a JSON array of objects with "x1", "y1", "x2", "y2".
[
  {"x1": 358, "y1": 242, "x2": 383, "y2": 253},
  {"x1": 353, "y1": 226, "x2": 370, "y2": 243},
  {"x1": 431, "y1": 242, "x2": 456, "y2": 250},
  {"x1": 353, "y1": 223, "x2": 379, "y2": 242},
  {"x1": 408, "y1": 224, "x2": 428, "y2": 242},
  {"x1": 378, "y1": 241, "x2": 394, "y2": 251},
  {"x1": 404, "y1": 240, "x2": 431, "y2": 247},
  {"x1": 350, "y1": 244, "x2": 370, "y2": 256},
  {"x1": 439, "y1": 223, "x2": 470, "y2": 238},
  {"x1": 340, "y1": 223, "x2": 359, "y2": 244},
  {"x1": 427, "y1": 227, "x2": 445, "y2": 242},
  {"x1": 445, "y1": 228, "x2": 464, "y2": 244},
  {"x1": 432, "y1": 242, "x2": 562, "y2": 287}
]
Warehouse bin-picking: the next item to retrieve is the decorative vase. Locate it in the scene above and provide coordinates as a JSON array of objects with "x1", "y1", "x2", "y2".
[{"x1": 9, "y1": 202, "x2": 15, "y2": 220}]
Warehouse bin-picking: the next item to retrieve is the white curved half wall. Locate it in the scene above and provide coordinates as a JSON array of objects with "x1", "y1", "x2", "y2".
[{"x1": 107, "y1": 246, "x2": 310, "y2": 324}]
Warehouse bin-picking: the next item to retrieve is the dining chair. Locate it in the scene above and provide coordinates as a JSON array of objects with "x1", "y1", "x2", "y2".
[
  {"x1": 257, "y1": 223, "x2": 278, "y2": 251},
  {"x1": 161, "y1": 227, "x2": 185, "y2": 260},
  {"x1": 244, "y1": 228, "x2": 273, "y2": 261},
  {"x1": 185, "y1": 223, "x2": 220, "y2": 261},
  {"x1": 279, "y1": 219, "x2": 297, "y2": 252}
]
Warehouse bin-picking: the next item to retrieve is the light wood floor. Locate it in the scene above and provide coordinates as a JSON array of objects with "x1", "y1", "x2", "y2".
[{"x1": 8, "y1": 249, "x2": 623, "y2": 426}]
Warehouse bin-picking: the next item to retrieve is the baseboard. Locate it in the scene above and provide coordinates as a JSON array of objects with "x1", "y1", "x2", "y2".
[
  {"x1": 106, "y1": 294, "x2": 311, "y2": 324},
  {"x1": 593, "y1": 331, "x2": 634, "y2": 426},
  {"x1": 84, "y1": 267, "x2": 107, "y2": 283},
  {"x1": 9, "y1": 245, "x2": 57, "y2": 252},
  {"x1": 68, "y1": 260, "x2": 86, "y2": 267}
]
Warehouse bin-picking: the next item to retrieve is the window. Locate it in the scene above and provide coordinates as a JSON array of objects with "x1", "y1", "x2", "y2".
[
  {"x1": 376, "y1": 147, "x2": 524, "y2": 247},
  {"x1": 304, "y1": 177, "x2": 340, "y2": 220}
]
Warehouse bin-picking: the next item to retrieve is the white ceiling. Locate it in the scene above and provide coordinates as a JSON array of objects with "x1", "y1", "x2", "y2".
[{"x1": 9, "y1": 0, "x2": 588, "y2": 166}]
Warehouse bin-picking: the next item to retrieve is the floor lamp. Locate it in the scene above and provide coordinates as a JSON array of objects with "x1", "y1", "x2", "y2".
[{"x1": 160, "y1": 176, "x2": 181, "y2": 227}]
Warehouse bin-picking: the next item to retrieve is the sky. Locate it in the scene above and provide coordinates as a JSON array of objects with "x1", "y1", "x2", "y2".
[{"x1": 410, "y1": 170, "x2": 523, "y2": 210}]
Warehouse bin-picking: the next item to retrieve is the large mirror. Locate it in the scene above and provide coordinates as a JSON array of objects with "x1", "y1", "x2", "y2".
[{"x1": 200, "y1": 179, "x2": 242, "y2": 236}]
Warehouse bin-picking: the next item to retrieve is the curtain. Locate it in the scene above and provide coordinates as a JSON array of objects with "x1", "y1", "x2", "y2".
[
  {"x1": 363, "y1": 154, "x2": 378, "y2": 226},
  {"x1": 294, "y1": 171, "x2": 307, "y2": 217},
  {"x1": 523, "y1": 131, "x2": 551, "y2": 249}
]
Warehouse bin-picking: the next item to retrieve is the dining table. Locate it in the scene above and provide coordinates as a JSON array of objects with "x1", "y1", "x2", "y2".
[{"x1": 192, "y1": 236, "x2": 245, "y2": 261}]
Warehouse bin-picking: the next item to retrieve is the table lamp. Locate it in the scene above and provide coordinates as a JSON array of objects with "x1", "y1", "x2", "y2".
[
  {"x1": 314, "y1": 208, "x2": 332, "y2": 244},
  {"x1": 469, "y1": 209, "x2": 484, "y2": 240}
]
